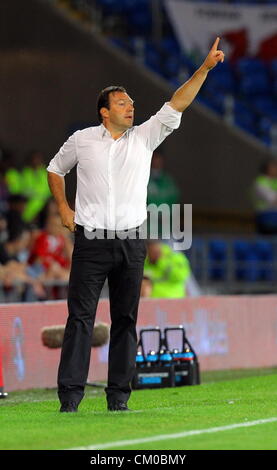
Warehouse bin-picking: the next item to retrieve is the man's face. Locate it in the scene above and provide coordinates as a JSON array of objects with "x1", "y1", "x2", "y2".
[{"x1": 102, "y1": 92, "x2": 135, "y2": 131}]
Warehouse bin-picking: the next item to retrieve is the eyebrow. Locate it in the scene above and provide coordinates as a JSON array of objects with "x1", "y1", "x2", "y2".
[{"x1": 116, "y1": 98, "x2": 134, "y2": 105}]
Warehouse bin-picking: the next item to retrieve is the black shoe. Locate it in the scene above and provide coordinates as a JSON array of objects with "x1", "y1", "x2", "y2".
[
  {"x1": 107, "y1": 400, "x2": 131, "y2": 412},
  {"x1": 60, "y1": 401, "x2": 78, "y2": 413}
]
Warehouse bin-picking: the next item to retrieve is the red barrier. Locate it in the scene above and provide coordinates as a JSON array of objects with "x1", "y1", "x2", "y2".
[{"x1": 1, "y1": 296, "x2": 277, "y2": 391}]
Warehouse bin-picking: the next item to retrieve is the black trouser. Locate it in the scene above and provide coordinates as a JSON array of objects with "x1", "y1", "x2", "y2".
[{"x1": 57, "y1": 224, "x2": 146, "y2": 406}]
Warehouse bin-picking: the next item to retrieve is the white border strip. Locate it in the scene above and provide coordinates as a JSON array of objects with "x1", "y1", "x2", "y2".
[{"x1": 69, "y1": 417, "x2": 277, "y2": 450}]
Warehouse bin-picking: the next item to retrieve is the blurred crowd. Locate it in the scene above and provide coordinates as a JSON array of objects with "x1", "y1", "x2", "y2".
[{"x1": 0, "y1": 145, "x2": 73, "y2": 302}]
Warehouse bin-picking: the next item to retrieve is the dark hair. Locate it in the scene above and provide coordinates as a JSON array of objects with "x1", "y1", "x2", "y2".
[{"x1": 96, "y1": 86, "x2": 127, "y2": 123}]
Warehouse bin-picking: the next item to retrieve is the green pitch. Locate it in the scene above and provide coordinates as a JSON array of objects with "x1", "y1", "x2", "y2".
[{"x1": 1, "y1": 368, "x2": 277, "y2": 450}]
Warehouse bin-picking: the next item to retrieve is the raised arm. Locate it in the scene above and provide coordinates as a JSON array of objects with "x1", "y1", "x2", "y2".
[{"x1": 169, "y1": 37, "x2": 225, "y2": 113}]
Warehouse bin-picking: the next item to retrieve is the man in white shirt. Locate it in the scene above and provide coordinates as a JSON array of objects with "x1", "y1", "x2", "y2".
[{"x1": 47, "y1": 37, "x2": 224, "y2": 413}]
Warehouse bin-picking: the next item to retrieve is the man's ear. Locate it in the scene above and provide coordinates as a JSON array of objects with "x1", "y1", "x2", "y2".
[{"x1": 100, "y1": 107, "x2": 109, "y2": 120}]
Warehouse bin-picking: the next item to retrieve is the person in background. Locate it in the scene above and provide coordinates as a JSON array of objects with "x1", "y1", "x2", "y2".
[
  {"x1": 147, "y1": 151, "x2": 180, "y2": 238},
  {"x1": 253, "y1": 158, "x2": 277, "y2": 234},
  {"x1": 21, "y1": 150, "x2": 51, "y2": 223},
  {"x1": 143, "y1": 240, "x2": 191, "y2": 298},
  {"x1": 0, "y1": 227, "x2": 46, "y2": 301},
  {"x1": 147, "y1": 151, "x2": 180, "y2": 207},
  {"x1": 28, "y1": 214, "x2": 73, "y2": 282},
  {"x1": 5, "y1": 195, "x2": 28, "y2": 241}
]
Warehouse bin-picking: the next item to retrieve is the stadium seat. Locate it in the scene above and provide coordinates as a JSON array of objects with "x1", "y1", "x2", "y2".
[
  {"x1": 254, "y1": 240, "x2": 274, "y2": 281},
  {"x1": 270, "y1": 59, "x2": 277, "y2": 78},
  {"x1": 236, "y1": 58, "x2": 267, "y2": 76},
  {"x1": 274, "y1": 78, "x2": 277, "y2": 96},
  {"x1": 244, "y1": 252, "x2": 262, "y2": 282},
  {"x1": 208, "y1": 240, "x2": 227, "y2": 281},
  {"x1": 125, "y1": 1, "x2": 152, "y2": 35},
  {"x1": 252, "y1": 96, "x2": 277, "y2": 120},
  {"x1": 162, "y1": 55, "x2": 181, "y2": 79},
  {"x1": 197, "y1": 93, "x2": 225, "y2": 115},
  {"x1": 207, "y1": 62, "x2": 236, "y2": 94},
  {"x1": 239, "y1": 73, "x2": 270, "y2": 96},
  {"x1": 205, "y1": 71, "x2": 236, "y2": 94},
  {"x1": 234, "y1": 240, "x2": 260, "y2": 282},
  {"x1": 160, "y1": 36, "x2": 181, "y2": 56}
]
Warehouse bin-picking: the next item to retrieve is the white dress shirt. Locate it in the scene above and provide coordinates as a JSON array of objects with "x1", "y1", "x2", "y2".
[{"x1": 47, "y1": 102, "x2": 182, "y2": 231}]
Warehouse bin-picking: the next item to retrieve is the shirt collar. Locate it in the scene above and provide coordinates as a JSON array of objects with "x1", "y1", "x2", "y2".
[
  {"x1": 99, "y1": 123, "x2": 131, "y2": 140},
  {"x1": 100, "y1": 123, "x2": 109, "y2": 138}
]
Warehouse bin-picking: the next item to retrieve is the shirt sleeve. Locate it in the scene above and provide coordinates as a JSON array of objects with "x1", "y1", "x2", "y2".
[
  {"x1": 135, "y1": 102, "x2": 182, "y2": 152},
  {"x1": 46, "y1": 132, "x2": 78, "y2": 177}
]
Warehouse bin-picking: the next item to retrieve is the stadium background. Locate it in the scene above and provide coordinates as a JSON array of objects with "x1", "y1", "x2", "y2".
[{"x1": 1, "y1": 0, "x2": 277, "y2": 451}]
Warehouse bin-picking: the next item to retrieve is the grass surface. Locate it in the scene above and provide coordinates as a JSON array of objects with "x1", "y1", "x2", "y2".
[{"x1": 1, "y1": 368, "x2": 277, "y2": 450}]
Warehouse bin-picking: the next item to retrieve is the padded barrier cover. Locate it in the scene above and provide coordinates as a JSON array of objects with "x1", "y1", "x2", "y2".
[{"x1": 1, "y1": 295, "x2": 277, "y2": 391}]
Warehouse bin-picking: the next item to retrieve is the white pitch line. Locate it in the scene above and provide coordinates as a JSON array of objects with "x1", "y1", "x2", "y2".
[{"x1": 69, "y1": 417, "x2": 277, "y2": 450}]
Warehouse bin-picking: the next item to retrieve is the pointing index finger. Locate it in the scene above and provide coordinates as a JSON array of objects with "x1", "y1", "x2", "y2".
[{"x1": 211, "y1": 36, "x2": 220, "y2": 51}]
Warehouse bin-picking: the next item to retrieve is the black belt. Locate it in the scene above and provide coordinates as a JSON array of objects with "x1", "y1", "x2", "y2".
[{"x1": 75, "y1": 224, "x2": 141, "y2": 239}]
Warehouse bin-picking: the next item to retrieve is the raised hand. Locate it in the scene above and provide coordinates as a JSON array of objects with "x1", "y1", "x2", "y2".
[{"x1": 203, "y1": 37, "x2": 225, "y2": 71}]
